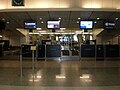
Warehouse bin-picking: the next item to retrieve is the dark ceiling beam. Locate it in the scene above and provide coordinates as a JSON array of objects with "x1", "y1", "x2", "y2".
[
  {"x1": 88, "y1": 11, "x2": 93, "y2": 19},
  {"x1": 68, "y1": 11, "x2": 71, "y2": 29},
  {"x1": 48, "y1": 11, "x2": 51, "y2": 19},
  {"x1": 106, "y1": 12, "x2": 116, "y2": 20},
  {"x1": 25, "y1": 12, "x2": 33, "y2": 20},
  {"x1": 4, "y1": 12, "x2": 23, "y2": 28}
]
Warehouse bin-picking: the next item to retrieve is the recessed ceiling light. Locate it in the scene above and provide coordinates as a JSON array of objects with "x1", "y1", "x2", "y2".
[
  {"x1": 97, "y1": 17, "x2": 100, "y2": 20},
  {"x1": 77, "y1": 21, "x2": 79, "y2": 23},
  {"x1": 94, "y1": 21, "x2": 97, "y2": 24},
  {"x1": 78, "y1": 18, "x2": 81, "y2": 20},
  {"x1": 59, "y1": 17, "x2": 61, "y2": 20},
  {"x1": 7, "y1": 21, "x2": 9, "y2": 24},
  {"x1": 39, "y1": 18, "x2": 42, "y2": 20},
  {"x1": 0, "y1": 35, "x2": 3, "y2": 38},
  {"x1": 2, "y1": 18, "x2": 5, "y2": 21},
  {"x1": 115, "y1": 18, "x2": 119, "y2": 20},
  {"x1": 41, "y1": 21, "x2": 44, "y2": 23}
]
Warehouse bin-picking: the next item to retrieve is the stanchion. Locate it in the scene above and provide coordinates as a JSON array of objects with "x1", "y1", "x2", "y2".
[
  {"x1": 32, "y1": 50, "x2": 35, "y2": 79},
  {"x1": 35, "y1": 44, "x2": 38, "y2": 68},
  {"x1": 45, "y1": 44, "x2": 46, "y2": 61},
  {"x1": 30, "y1": 45, "x2": 36, "y2": 82},
  {"x1": 79, "y1": 44, "x2": 81, "y2": 61},
  {"x1": 94, "y1": 45, "x2": 96, "y2": 78},
  {"x1": 20, "y1": 52, "x2": 23, "y2": 79}
]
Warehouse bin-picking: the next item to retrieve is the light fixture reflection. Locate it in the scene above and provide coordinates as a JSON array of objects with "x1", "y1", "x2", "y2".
[
  {"x1": 29, "y1": 79, "x2": 39, "y2": 82},
  {"x1": 32, "y1": 75, "x2": 42, "y2": 79},
  {"x1": 80, "y1": 74, "x2": 90, "y2": 79},
  {"x1": 56, "y1": 75, "x2": 66, "y2": 79}
]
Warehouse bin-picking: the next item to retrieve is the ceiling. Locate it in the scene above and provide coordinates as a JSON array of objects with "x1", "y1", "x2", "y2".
[{"x1": 0, "y1": 11, "x2": 120, "y2": 36}]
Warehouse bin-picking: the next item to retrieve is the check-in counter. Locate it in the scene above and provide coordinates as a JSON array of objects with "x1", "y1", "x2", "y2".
[
  {"x1": 96, "y1": 45, "x2": 104, "y2": 60},
  {"x1": 37, "y1": 45, "x2": 45, "y2": 58},
  {"x1": 0, "y1": 45, "x2": 3, "y2": 57},
  {"x1": 46, "y1": 45, "x2": 61, "y2": 57},
  {"x1": 105, "y1": 45, "x2": 119, "y2": 57},
  {"x1": 81, "y1": 45, "x2": 95, "y2": 57},
  {"x1": 80, "y1": 44, "x2": 120, "y2": 59},
  {"x1": 21, "y1": 45, "x2": 36, "y2": 57}
]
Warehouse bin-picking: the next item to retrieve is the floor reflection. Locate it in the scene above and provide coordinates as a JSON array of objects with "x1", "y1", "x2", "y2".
[{"x1": 0, "y1": 60, "x2": 119, "y2": 86}]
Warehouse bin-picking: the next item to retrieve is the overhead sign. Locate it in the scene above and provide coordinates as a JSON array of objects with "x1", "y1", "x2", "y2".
[{"x1": 104, "y1": 22, "x2": 116, "y2": 29}]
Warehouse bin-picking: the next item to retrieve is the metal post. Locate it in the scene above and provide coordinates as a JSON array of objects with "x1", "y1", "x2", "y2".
[
  {"x1": 79, "y1": 44, "x2": 81, "y2": 60},
  {"x1": 95, "y1": 45, "x2": 97, "y2": 68},
  {"x1": 104, "y1": 45, "x2": 106, "y2": 68},
  {"x1": 20, "y1": 52, "x2": 23, "y2": 78},
  {"x1": 45, "y1": 45, "x2": 46, "y2": 61},
  {"x1": 32, "y1": 50, "x2": 35, "y2": 76},
  {"x1": 35, "y1": 44, "x2": 38, "y2": 68}
]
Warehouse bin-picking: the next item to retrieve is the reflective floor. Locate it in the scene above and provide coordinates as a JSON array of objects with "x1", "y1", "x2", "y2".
[{"x1": 0, "y1": 58, "x2": 120, "y2": 90}]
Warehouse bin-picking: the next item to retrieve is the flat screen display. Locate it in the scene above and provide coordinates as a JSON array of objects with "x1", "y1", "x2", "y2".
[
  {"x1": 47, "y1": 20, "x2": 60, "y2": 29},
  {"x1": 80, "y1": 21, "x2": 93, "y2": 29},
  {"x1": 0, "y1": 20, "x2": 6, "y2": 30},
  {"x1": 24, "y1": 21, "x2": 37, "y2": 29}
]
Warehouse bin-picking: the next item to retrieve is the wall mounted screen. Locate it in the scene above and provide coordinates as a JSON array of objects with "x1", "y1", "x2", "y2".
[
  {"x1": 80, "y1": 21, "x2": 93, "y2": 29},
  {"x1": 47, "y1": 20, "x2": 60, "y2": 29},
  {"x1": 24, "y1": 21, "x2": 37, "y2": 29}
]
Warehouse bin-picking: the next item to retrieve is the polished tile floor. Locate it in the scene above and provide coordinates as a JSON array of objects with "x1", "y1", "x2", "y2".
[{"x1": 0, "y1": 58, "x2": 120, "y2": 90}]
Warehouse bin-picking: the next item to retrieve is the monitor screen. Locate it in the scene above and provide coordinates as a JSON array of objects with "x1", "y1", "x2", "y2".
[
  {"x1": 80, "y1": 21, "x2": 93, "y2": 29},
  {"x1": 104, "y1": 22, "x2": 116, "y2": 29},
  {"x1": 0, "y1": 20, "x2": 6, "y2": 30},
  {"x1": 47, "y1": 20, "x2": 60, "y2": 29},
  {"x1": 24, "y1": 21, "x2": 37, "y2": 29}
]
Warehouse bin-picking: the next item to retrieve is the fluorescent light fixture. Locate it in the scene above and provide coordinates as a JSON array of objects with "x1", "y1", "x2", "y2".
[
  {"x1": 83, "y1": 32, "x2": 93, "y2": 34},
  {"x1": 38, "y1": 31, "x2": 46, "y2": 33},
  {"x1": 61, "y1": 33, "x2": 67, "y2": 34},
  {"x1": 37, "y1": 28, "x2": 42, "y2": 30},
  {"x1": 40, "y1": 33, "x2": 46, "y2": 34},
  {"x1": 68, "y1": 32, "x2": 75, "y2": 34},
  {"x1": 76, "y1": 31, "x2": 83, "y2": 34},
  {"x1": 39, "y1": 32, "x2": 75, "y2": 35},
  {"x1": 97, "y1": 17, "x2": 100, "y2": 20},
  {"x1": 29, "y1": 32, "x2": 39, "y2": 34},
  {"x1": 54, "y1": 33, "x2": 61, "y2": 34},
  {"x1": 60, "y1": 28, "x2": 66, "y2": 30}
]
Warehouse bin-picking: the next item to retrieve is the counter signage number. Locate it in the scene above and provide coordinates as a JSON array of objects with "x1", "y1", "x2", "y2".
[{"x1": 12, "y1": 0, "x2": 24, "y2": 6}]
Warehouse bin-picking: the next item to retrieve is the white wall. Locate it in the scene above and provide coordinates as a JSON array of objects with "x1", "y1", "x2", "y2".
[
  {"x1": 3, "y1": 35, "x2": 21, "y2": 46},
  {"x1": 96, "y1": 35, "x2": 119, "y2": 45},
  {"x1": 9, "y1": 36, "x2": 20, "y2": 46},
  {"x1": 0, "y1": 0, "x2": 120, "y2": 10}
]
